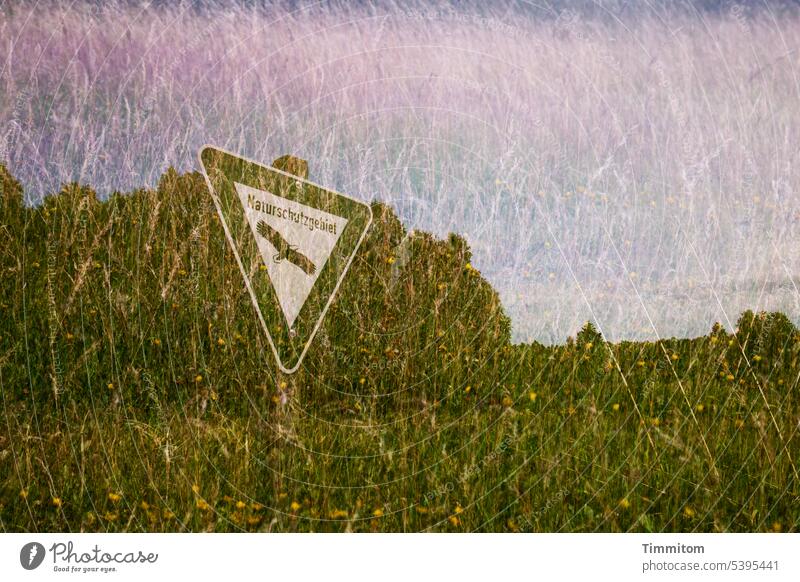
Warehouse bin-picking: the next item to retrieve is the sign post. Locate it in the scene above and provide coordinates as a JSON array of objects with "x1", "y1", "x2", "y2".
[{"x1": 199, "y1": 146, "x2": 372, "y2": 374}]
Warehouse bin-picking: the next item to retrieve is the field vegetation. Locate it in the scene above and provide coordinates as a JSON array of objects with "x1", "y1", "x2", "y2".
[{"x1": 0, "y1": 163, "x2": 798, "y2": 532}]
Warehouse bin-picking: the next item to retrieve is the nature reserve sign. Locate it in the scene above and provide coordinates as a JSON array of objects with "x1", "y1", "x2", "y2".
[{"x1": 199, "y1": 146, "x2": 372, "y2": 373}]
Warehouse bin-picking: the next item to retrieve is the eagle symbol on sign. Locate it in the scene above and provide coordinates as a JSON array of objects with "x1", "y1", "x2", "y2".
[{"x1": 256, "y1": 220, "x2": 317, "y2": 275}]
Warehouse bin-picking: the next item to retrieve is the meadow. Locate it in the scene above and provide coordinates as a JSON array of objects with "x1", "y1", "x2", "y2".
[{"x1": 0, "y1": 162, "x2": 798, "y2": 532}]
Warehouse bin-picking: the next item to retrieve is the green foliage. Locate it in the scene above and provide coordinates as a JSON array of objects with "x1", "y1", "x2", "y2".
[
  {"x1": 736, "y1": 310, "x2": 798, "y2": 358},
  {"x1": 576, "y1": 321, "x2": 603, "y2": 347},
  {"x1": 0, "y1": 164, "x2": 798, "y2": 533}
]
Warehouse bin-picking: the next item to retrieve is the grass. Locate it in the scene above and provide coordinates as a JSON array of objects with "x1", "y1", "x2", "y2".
[{"x1": 0, "y1": 163, "x2": 798, "y2": 532}]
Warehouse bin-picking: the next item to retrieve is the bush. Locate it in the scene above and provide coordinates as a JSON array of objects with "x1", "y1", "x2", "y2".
[{"x1": 0, "y1": 165, "x2": 511, "y2": 411}]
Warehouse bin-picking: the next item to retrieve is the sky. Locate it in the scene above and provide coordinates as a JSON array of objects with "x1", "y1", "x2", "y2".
[{"x1": 2, "y1": 0, "x2": 799, "y2": 342}]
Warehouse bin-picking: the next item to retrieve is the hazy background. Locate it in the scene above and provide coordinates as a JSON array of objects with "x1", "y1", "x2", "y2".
[{"x1": 2, "y1": 0, "x2": 800, "y2": 343}]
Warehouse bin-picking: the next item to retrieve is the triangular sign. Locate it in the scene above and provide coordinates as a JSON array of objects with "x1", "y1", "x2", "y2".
[{"x1": 199, "y1": 146, "x2": 372, "y2": 373}]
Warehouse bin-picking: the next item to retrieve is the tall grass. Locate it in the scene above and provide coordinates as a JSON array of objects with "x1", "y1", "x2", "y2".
[
  {"x1": 0, "y1": 162, "x2": 798, "y2": 532},
  {"x1": 1, "y1": 1, "x2": 800, "y2": 342}
]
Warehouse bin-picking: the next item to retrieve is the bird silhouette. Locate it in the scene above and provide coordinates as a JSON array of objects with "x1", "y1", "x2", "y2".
[{"x1": 256, "y1": 220, "x2": 316, "y2": 275}]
